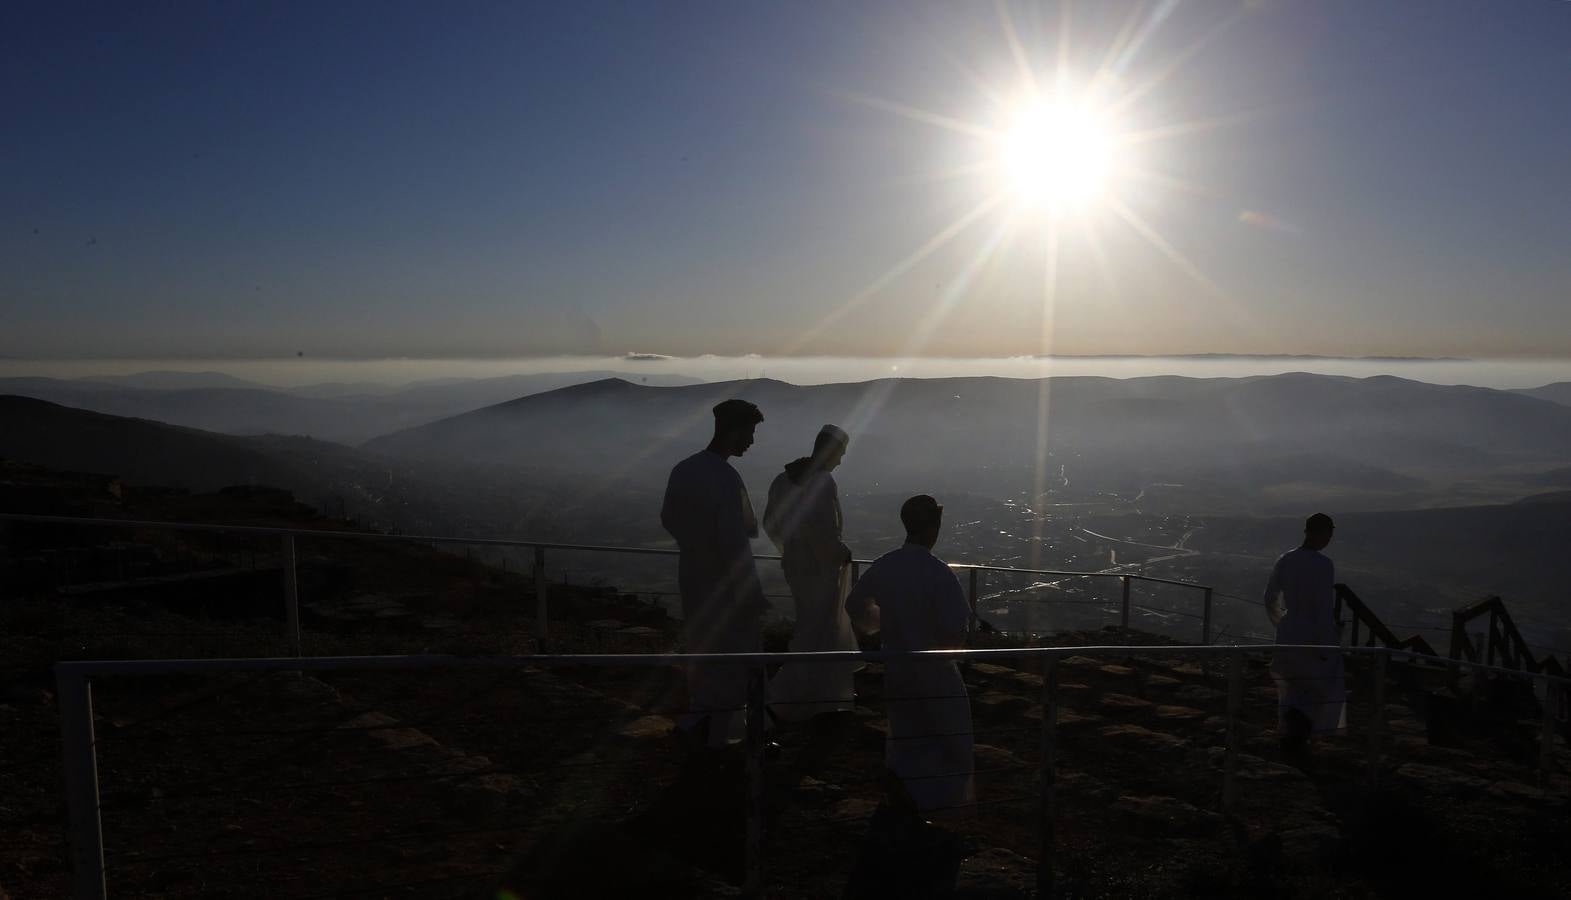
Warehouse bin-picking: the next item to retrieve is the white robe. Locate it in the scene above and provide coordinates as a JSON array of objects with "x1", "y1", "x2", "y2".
[
  {"x1": 661, "y1": 450, "x2": 768, "y2": 747},
  {"x1": 1263, "y1": 547, "x2": 1347, "y2": 734},
  {"x1": 845, "y1": 542, "x2": 974, "y2": 814},
  {"x1": 762, "y1": 466, "x2": 857, "y2": 721}
]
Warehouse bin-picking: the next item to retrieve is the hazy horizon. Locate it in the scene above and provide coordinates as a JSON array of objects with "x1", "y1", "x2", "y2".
[{"x1": 4, "y1": 353, "x2": 1571, "y2": 391}]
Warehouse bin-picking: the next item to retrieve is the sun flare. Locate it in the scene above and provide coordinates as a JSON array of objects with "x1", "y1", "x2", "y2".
[
  {"x1": 998, "y1": 97, "x2": 1120, "y2": 211},
  {"x1": 791, "y1": 1, "x2": 1239, "y2": 361}
]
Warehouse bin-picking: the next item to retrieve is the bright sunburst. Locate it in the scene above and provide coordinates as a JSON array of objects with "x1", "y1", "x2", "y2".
[
  {"x1": 785, "y1": 2, "x2": 1251, "y2": 361},
  {"x1": 997, "y1": 94, "x2": 1121, "y2": 211}
]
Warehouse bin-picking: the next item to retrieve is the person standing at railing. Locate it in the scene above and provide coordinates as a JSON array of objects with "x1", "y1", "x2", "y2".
[
  {"x1": 762, "y1": 424, "x2": 858, "y2": 723},
  {"x1": 661, "y1": 398, "x2": 770, "y2": 751},
  {"x1": 845, "y1": 494, "x2": 975, "y2": 817},
  {"x1": 1263, "y1": 512, "x2": 1347, "y2": 758}
]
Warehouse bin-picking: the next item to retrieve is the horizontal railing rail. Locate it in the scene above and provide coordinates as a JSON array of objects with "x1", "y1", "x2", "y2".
[
  {"x1": 49, "y1": 642, "x2": 1571, "y2": 682},
  {"x1": 1, "y1": 512, "x2": 1220, "y2": 646},
  {"x1": 53, "y1": 642, "x2": 1569, "y2": 900}
]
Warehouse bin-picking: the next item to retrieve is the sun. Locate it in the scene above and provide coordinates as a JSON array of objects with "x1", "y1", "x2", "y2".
[
  {"x1": 784, "y1": 1, "x2": 1241, "y2": 360},
  {"x1": 997, "y1": 96, "x2": 1121, "y2": 211}
]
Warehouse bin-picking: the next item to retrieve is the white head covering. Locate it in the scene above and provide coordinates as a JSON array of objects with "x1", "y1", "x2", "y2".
[{"x1": 818, "y1": 424, "x2": 849, "y2": 447}]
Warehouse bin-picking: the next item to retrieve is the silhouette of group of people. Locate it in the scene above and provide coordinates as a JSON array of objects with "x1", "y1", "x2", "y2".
[
  {"x1": 661, "y1": 397, "x2": 1349, "y2": 831},
  {"x1": 660, "y1": 398, "x2": 976, "y2": 819}
]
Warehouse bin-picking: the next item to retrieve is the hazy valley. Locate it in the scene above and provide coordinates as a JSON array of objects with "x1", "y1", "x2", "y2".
[{"x1": 4, "y1": 370, "x2": 1570, "y2": 658}]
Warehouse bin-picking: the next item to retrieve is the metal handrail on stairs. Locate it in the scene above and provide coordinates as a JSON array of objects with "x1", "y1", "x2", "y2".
[
  {"x1": 1333, "y1": 583, "x2": 1439, "y2": 656},
  {"x1": 1450, "y1": 595, "x2": 1567, "y2": 677},
  {"x1": 1335, "y1": 583, "x2": 1566, "y2": 679}
]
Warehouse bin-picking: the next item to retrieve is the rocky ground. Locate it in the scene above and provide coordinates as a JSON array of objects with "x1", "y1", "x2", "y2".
[
  {"x1": 3, "y1": 482, "x2": 1569, "y2": 898},
  {"x1": 6, "y1": 614, "x2": 1568, "y2": 899}
]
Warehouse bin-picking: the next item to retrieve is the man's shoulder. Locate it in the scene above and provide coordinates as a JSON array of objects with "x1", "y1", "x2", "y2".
[
  {"x1": 1279, "y1": 547, "x2": 1330, "y2": 567},
  {"x1": 671, "y1": 450, "x2": 725, "y2": 476},
  {"x1": 877, "y1": 545, "x2": 956, "y2": 578},
  {"x1": 798, "y1": 470, "x2": 837, "y2": 498},
  {"x1": 865, "y1": 545, "x2": 911, "y2": 571},
  {"x1": 926, "y1": 552, "x2": 961, "y2": 582}
]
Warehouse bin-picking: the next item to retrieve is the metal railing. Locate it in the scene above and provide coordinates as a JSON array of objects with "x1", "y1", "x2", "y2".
[
  {"x1": 1451, "y1": 595, "x2": 1567, "y2": 676},
  {"x1": 52, "y1": 642, "x2": 1570, "y2": 900},
  {"x1": 1334, "y1": 584, "x2": 1567, "y2": 677},
  {"x1": 1334, "y1": 583, "x2": 1439, "y2": 655},
  {"x1": 0, "y1": 513, "x2": 1220, "y2": 647}
]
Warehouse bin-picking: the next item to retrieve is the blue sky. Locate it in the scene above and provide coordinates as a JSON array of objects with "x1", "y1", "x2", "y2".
[{"x1": 3, "y1": 0, "x2": 1569, "y2": 359}]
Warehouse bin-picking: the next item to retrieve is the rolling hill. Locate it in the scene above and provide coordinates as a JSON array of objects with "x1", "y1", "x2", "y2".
[
  {"x1": 364, "y1": 373, "x2": 1571, "y2": 513},
  {"x1": 78, "y1": 370, "x2": 268, "y2": 390},
  {"x1": 1515, "y1": 382, "x2": 1571, "y2": 407},
  {"x1": 0, "y1": 395, "x2": 586, "y2": 539},
  {"x1": 0, "y1": 370, "x2": 704, "y2": 444},
  {"x1": 0, "y1": 395, "x2": 376, "y2": 502}
]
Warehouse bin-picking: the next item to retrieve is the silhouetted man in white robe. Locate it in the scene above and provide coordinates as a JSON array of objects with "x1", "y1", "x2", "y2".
[
  {"x1": 763, "y1": 424, "x2": 857, "y2": 722},
  {"x1": 1263, "y1": 512, "x2": 1347, "y2": 755},
  {"x1": 661, "y1": 398, "x2": 768, "y2": 749},
  {"x1": 845, "y1": 495, "x2": 974, "y2": 815}
]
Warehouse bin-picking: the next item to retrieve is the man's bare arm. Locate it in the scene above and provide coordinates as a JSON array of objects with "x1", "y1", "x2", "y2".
[{"x1": 845, "y1": 570, "x2": 881, "y2": 635}]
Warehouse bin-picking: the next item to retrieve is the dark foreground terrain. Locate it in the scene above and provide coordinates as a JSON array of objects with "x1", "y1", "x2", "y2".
[{"x1": 2, "y1": 473, "x2": 1568, "y2": 898}]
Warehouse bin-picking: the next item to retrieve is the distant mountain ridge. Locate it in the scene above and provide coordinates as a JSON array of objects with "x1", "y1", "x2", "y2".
[
  {"x1": 10, "y1": 370, "x2": 1571, "y2": 529},
  {"x1": 1514, "y1": 382, "x2": 1571, "y2": 407},
  {"x1": 78, "y1": 370, "x2": 267, "y2": 390},
  {"x1": 0, "y1": 395, "x2": 600, "y2": 538},
  {"x1": 364, "y1": 372, "x2": 1571, "y2": 513},
  {"x1": 0, "y1": 370, "x2": 704, "y2": 444},
  {"x1": 0, "y1": 395, "x2": 359, "y2": 497}
]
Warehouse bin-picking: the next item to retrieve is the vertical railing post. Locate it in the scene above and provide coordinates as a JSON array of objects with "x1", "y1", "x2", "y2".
[
  {"x1": 1486, "y1": 609, "x2": 1499, "y2": 667},
  {"x1": 744, "y1": 664, "x2": 767, "y2": 896},
  {"x1": 966, "y1": 568, "x2": 980, "y2": 639},
  {"x1": 534, "y1": 546, "x2": 549, "y2": 646},
  {"x1": 281, "y1": 534, "x2": 301, "y2": 657},
  {"x1": 1201, "y1": 588, "x2": 1214, "y2": 645},
  {"x1": 1119, "y1": 576, "x2": 1131, "y2": 630},
  {"x1": 1036, "y1": 654, "x2": 1059, "y2": 896},
  {"x1": 1367, "y1": 649, "x2": 1388, "y2": 789},
  {"x1": 1540, "y1": 675, "x2": 1559, "y2": 789},
  {"x1": 1221, "y1": 649, "x2": 1244, "y2": 814},
  {"x1": 56, "y1": 666, "x2": 107, "y2": 900}
]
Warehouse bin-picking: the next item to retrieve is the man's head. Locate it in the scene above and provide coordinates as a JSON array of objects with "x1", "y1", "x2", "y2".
[
  {"x1": 710, "y1": 398, "x2": 763, "y2": 458},
  {"x1": 811, "y1": 424, "x2": 850, "y2": 472},
  {"x1": 900, "y1": 494, "x2": 944, "y2": 549},
  {"x1": 1304, "y1": 512, "x2": 1335, "y2": 550}
]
